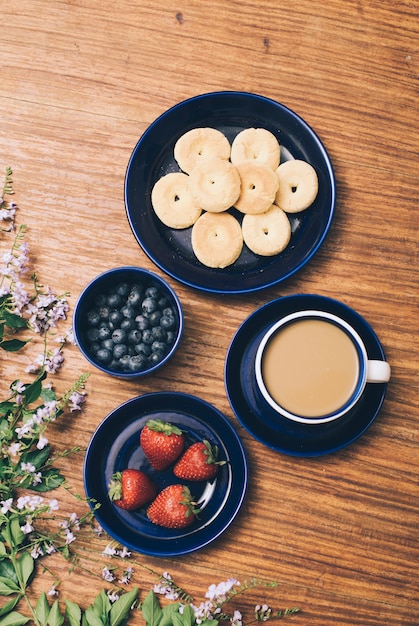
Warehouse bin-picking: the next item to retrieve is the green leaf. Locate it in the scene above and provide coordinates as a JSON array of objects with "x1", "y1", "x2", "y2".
[
  {"x1": 0, "y1": 402, "x2": 15, "y2": 416},
  {"x1": 84, "y1": 606, "x2": 104, "y2": 626},
  {"x1": 20, "y1": 445, "x2": 51, "y2": 470},
  {"x1": 159, "y1": 604, "x2": 182, "y2": 626},
  {"x1": 0, "y1": 595, "x2": 21, "y2": 616},
  {"x1": 93, "y1": 590, "x2": 111, "y2": 621},
  {"x1": 10, "y1": 517, "x2": 25, "y2": 547},
  {"x1": 0, "y1": 542, "x2": 7, "y2": 558},
  {"x1": 141, "y1": 590, "x2": 161, "y2": 626},
  {"x1": 0, "y1": 576, "x2": 20, "y2": 595},
  {"x1": 15, "y1": 551, "x2": 34, "y2": 587},
  {"x1": 2, "y1": 311, "x2": 27, "y2": 330},
  {"x1": 0, "y1": 339, "x2": 28, "y2": 352},
  {"x1": 29, "y1": 468, "x2": 65, "y2": 492},
  {"x1": 172, "y1": 605, "x2": 195, "y2": 626},
  {"x1": 47, "y1": 600, "x2": 64, "y2": 626},
  {"x1": 40, "y1": 387, "x2": 57, "y2": 403},
  {"x1": 23, "y1": 379, "x2": 43, "y2": 405},
  {"x1": 109, "y1": 587, "x2": 138, "y2": 626},
  {"x1": 35, "y1": 592, "x2": 50, "y2": 625},
  {"x1": 0, "y1": 611, "x2": 30, "y2": 625},
  {"x1": 65, "y1": 600, "x2": 82, "y2": 626},
  {"x1": 0, "y1": 559, "x2": 19, "y2": 585}
]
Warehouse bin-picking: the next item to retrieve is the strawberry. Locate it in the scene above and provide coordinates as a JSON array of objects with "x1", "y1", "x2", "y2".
[
  {"x1": 173, "y1": 439, "x2": 225, "y2": 481},
  {"x1": 108, "y1": 469, "x2": 158, "y2": 511},
  {"x1": 147, "y1": 484, "x2": 199, "y2": 529},
  {"x1": 140, "y1": 419, "x2": 185, "y2": 471}
]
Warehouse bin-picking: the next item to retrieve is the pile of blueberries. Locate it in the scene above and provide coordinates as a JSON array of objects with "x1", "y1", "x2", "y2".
[{"x1": 83, "y1": 280, "x2": 178, "y2": 373}]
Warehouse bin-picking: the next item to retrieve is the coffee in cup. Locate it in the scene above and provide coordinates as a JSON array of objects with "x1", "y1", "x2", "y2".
[{"x1": 254, "y1": 310, "x2": 391, "y2": 424}]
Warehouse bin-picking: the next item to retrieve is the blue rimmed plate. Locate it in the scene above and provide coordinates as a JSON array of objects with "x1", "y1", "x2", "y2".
[
  {"x1": 224, "y1": 295, "x2": 389, "y2": 456},
  {"x1": 83, "y1": 392, "x2": 248, "y2": 556},
  {"x1": 125, "y1": 91, "x2": 335, "y2": 294}
]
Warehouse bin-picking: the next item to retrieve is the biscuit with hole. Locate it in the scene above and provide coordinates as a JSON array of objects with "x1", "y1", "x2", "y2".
[
  {"x1": 275, "y1": 159, "x2": 318, "y2": 213},
  {"x1": 191, "y1": 211, "x2": 243, "y2": 268},
  {"x1": 242, "y1": 204, "x2": 291, "y2": 256},
  {"x1": 151, "y1": 172, "x2": 202, "y2": 229},
  {"x1": 189, "y1": 158, "x2": 241, "y2": 213},
  {"x1": 174, "y1": 127, "x2": 231, "y2": 174},
  {"x1": 231, "y1": 127, "x2": 280, "y2": 170},
  {"x1": 234, "y1": 161, "x2": 279, "y2": 214}
]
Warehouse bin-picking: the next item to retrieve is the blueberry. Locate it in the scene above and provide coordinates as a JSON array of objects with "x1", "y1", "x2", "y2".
[
  {"x1": 148, "y1": 310, "x2": 162, "y2": 327},
  {"x1": 160, "y1": 315, "x2": 176, "y2": 330},
  {"x1": 145, "y1": 286, "x2": 159, "y2": 299},
  {"x1": 135, "y1": 342, "x2": 151, "y2": 357},
  {"x1": 109, "y1": 310, "x2": 123, "y2": 327},
  {"x1": 95, "y1": 293, "x2": 107, "y2": 307},
  {"x1": 142, "y1": 297, "x2": 157, "y2": 315},
  {"x1": 101, "y1": 338, "x2": 114, "y2": 351},
  {"x1": 116, "y1": 282, "x2": 130, "y2": 297},
  {"x1": 128, "y1": 288, "x2": 143, "y2": 308},
  {"x1": 112, "y1": 328, "x2": 127, "y2": 344},
  {"x1": 149, "y1": 351, "x2": 164, "y2": 366},
  {"x1": 162, "y1": 307, "x2": 175, "y2": 318},
  {"x1": 128, "y1": 354, "x2": 148, "y2": 371},
  {"x1": 119, "y1": 354, "x2": 131, "y2": 371},
  {"x1": 166, "y1": 330, "x2": 175, "y2": 345},
  {"x1": 158, "y1": 295, "x2": 170, "y2": 308},
  {"x1": 107, "y1": 292, "x2": 123, "y2": 309},
  {"x1": 98, "y1": 325, "x2": 111, "y2": 341},
  {"x1": 87, "y1": 309, "x2": 101, "y2": 326},
  {"x1": 120, "y1": 318, "x2": 134, "y2": 332},
  {"x1": 120, "y1": 304, "x2": 135, "y2": 319},
  {"x1": 151, "y1": 340, "x2": 167, "y2": 354},
  {"x1": 135, "y1": 315, "x2": 149, "y2": 331},
  {"x1": 151, "y1": 326, "x2": 167, "y2": 342},
  {"x1": 87, "y1": 328, "x2": 100, "y2": 342},
  {"x1": 142, "y1": 329, "x2": 154, "y2": 345},
  {"x1": 99, "y1": 305, "x2": 110, "y2": 320},
  {"x1": 96, "y1": 348, "x2": 112, "y2": 364},
  {"x1": 128, "y1": 329, "x2": 142, "y2": 344},
  {"x1": 89, "y1": 341, "x2": 101, "y2": 353},
  {"x1": 113, "y1": 343, "x2": 128, "y2": 360}
]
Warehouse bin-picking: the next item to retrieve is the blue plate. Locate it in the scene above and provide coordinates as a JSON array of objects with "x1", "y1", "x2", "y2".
[
  {"x1": 225, "y1": 295, "x2": 388, "y2": 456},
  {"x1": 124, "y1": 91, "x2": 336, "y2": 294},
  {"x1": 83, "y1": 392, "x2": 248, "y2": 556}
]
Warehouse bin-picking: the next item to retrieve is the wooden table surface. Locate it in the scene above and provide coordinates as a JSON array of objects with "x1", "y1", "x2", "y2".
[{"x1": 1, "y1": 1, "x2": 417, "y2": 624}]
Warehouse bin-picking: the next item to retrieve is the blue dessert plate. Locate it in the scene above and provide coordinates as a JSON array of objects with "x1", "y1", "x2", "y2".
[
  {"x1": 124, "y1": 91, "x2": 336, "y2": 294},
  {"x1": 83, "y1": 392, "x2": 248, "y2": 556},
  {"x1": 225, "y1": 295, "x2": 389, "y2": 456}
]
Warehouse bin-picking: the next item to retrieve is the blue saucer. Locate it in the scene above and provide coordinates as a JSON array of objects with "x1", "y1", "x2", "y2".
[
  {"x1": 224, "y1": 295, "x2": 388, "y2": 456},
  {"x1": 83, "y1": 392, "x2": 248, "y2": 556},
  {"x1": 124, "y1": 91, "x2": 335, "y2": 294}
]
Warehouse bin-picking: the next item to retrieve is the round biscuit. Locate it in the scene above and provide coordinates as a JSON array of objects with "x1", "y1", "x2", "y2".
[
  {"x1": 242, "y1": 204, "x2": 291, "y2": 256},
  {"x1": 275, "y1": 159, "x2": 319, "y2": 213},
  {"x1": 191, "y1": 211, "x2": 243, "y2": 268},
  {"x1": 151, "y1": 172, "x2": 202, "y2": 229},
  {"x1": 234, "y1": 161, "x2": 279, "y2": 214},
  {"x1": 174, "y1": 127, "x2": 231, "y2": 174},
  {"x1": 189, "y1": 158, "x2": 241, "y2": 213},
  {"x1": 231, "y1": 127, "x2": 280, "y2": 170}
]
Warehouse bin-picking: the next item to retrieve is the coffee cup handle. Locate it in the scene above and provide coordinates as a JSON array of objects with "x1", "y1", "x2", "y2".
[{"x1": 366, "y1": 360, "x2": 391, "y2": 383}]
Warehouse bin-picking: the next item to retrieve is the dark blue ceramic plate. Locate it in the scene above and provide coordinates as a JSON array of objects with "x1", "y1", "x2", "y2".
[
  {"x1": 83, "y1": 392, "x2": 248, "y2": 556},
  {"x1": 225, "y1": 295, "x2": 388, "y2": 456},
  {"x1": 124, "y1": 91, "x2": 335, "y2": 294}
]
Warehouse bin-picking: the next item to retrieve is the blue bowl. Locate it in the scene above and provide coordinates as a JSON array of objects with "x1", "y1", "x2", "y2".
[
  {"x1": 125, "y1": 91, "x2": 336, "y2": 294},
  {"x1": 73, "y1": 267, "x2": 183, "y2": 378}
]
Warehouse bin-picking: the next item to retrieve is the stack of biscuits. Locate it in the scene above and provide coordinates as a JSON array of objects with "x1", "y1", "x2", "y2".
[{"x1": 150, "y1": 127, "x2": 318, "y2": 269}]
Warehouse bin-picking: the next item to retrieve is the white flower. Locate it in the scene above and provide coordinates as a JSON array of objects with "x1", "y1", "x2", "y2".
[
  {"x1": 48, "y1": 499, "x2": 59, "y2": 512},
  {"x1": 8, "y1": 442, "x2": 21, "y2": 455},
  {"x1": 21, "y1": 517, "x2": 34, "y2": 534},
  {"x1": 36, "y1": 433, "x2": 49, "y2": 449},
  {"x1": 102, "y1": 567, "x2": 115, "y2": 582},
  {"x1": 0, "y1": 498, "x2": 13, "y2": 514}
]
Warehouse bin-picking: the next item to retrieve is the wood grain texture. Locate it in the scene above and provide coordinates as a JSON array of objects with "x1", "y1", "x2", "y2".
[{"x1": 0, "y1": 0, "x2": 417, "y2": 624}]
